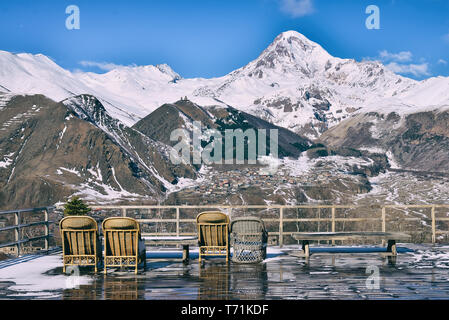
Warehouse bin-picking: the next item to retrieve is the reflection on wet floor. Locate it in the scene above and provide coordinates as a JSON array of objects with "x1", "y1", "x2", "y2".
[
  {"x1": 2, "y1": 244, "x2": 449, "y2": 300},
  {"x1": 197, "y1": 263, "x2": 269, "y2": 300}
]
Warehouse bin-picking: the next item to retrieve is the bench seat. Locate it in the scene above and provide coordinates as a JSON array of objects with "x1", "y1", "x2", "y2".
[
  {"x1": 143, "y1": 236, "x2": 198, "y2": 263},
  {"x1": 292, "y1": 232, "x2": 411, "y2": 259}
]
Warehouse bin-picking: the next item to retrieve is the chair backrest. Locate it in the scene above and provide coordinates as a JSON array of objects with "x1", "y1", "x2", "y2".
[
  {"x1": 60, "y1": 216, "x2": 98, "y2": 256},
  {"x1": 230, "y1": 217, "x2": 266, "y2": 235},
  {"x1": 102, "y1": 217, "x2": 141, "y2": 257},
  {"x1": 196, "y1": 211, "x2": 230, "y2": 247}
]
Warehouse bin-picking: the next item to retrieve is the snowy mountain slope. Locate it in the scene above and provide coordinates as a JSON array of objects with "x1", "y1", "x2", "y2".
[
  {"x1": 0, "y1": 92, "x2": 15, "y2": 110},
  {"x1": 320, "y1": 106, "x2": 449, "y2": 173},
  {"x1": 396, "y1": 76, "x2": 449, "y2": 108},
  {"x1": 62, "y1": 95, "x2": 197, "y2": 190},
  {"x1": 0, "y1": 51, "x2": 145, "y2": 126},
  {"x1": 318, "y1": 74, "x2": 449, "y2": 172},
  {"x1": 0, "y1": 93, "x2": 199, "y2": 209},
  {"x1": 132, "y1": 98, "x2": 312, "y2": 159},
  {"x1": 0, "y1": 31, "x2": 448, "y2": 139},
  {"x1": 360, "y1": 76, "x2": 449, "y2": 116}
]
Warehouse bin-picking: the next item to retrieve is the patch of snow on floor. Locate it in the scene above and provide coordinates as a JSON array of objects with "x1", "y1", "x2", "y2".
[{"x1": 0, "y1": 255, "x2": 92, "y2": 294}]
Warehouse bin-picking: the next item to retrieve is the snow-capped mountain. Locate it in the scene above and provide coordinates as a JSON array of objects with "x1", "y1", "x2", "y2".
[
  {"x1": 2, "y1": 30, "x2": 449, "y2": 209},
  {"x1": 1, "y1": 30, "x2": 437, "y2": 138},
  {"x1": 190, "y1": 31, "x2": 417, "y2": 137}
]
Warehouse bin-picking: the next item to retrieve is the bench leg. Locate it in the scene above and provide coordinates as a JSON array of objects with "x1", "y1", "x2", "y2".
[
  {"x1": 387, "y1": 240, "x2": 397, "y2": 256},
  {"x1": 182, "y1": 245, "x2": 189, "y2": 263},
  {"x1": 302, "y1": 240, "x2": 310, "y2": 258}
]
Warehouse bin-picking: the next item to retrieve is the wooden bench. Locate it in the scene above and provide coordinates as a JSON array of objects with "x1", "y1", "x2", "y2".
[
  {"x1": 292, "y1": 232, "x2": 411, "y2": 258},
  {"x1": 143, "y1": 236, "x2": 198, "y2": 263}
]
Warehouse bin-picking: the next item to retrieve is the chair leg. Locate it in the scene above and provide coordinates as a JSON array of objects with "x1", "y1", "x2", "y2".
[
  {"x1": 387, "y1": 240, "x2": 397, "y2": 256},
  {"x1": 302, "y1": 240, "x2": 310, "y2": 258},
  {"x1": 182, "y1": 245, "x2": 189, "y2": 264}
]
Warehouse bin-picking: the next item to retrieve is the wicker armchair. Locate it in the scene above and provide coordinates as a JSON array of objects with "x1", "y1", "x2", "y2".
[
  {"x1": 230, "y1": 217, "x2": 267, "y2": 263},
  {"x1": 102, "y1": 217, "x2": 146, "y2": 274},
  {"x1": 196, "y1": 211, "x2": 230, "y2": 262},
  {"x1": 60, "y1": 216, "x2": 102, "y2": 272}
]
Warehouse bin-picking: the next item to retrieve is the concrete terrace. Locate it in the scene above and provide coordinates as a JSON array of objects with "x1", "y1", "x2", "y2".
[{"x1": 1, "y1": 244, "x2": 449, "y2": 300}]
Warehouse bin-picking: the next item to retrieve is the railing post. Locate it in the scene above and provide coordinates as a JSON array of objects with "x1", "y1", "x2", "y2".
[
  {"x1": 317, "y1": 208, "x2": 321, "y2": 232},
  {"x1": 44, "y1": 208, "x2": 49, "y2": 251},
  {"x1": 176, "y1": 207, "x2": 180, "y2": 237},
  {"x1": 331, "y1": 206, "x2": 335, "y2": 245},
  {"x1": 14, "y1": 211, "x2": 20, "y2": 257},
  {"x1": 381, "y1": 207, "x2": 386, "y2": 246},
  {"x1": 431, "y1": 206, "x2": 436, "y2": 244},
  {"x1": 279, "y1": 207, "x2": 284, "y2": 248}
]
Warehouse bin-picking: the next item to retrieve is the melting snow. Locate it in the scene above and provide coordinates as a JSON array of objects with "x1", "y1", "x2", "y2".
[{"x1": 0, "y1": 254, "x2": 92, "y2": 294}]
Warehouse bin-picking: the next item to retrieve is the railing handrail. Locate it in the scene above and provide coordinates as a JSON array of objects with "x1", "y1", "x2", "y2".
[
  {"x1": 72, "y1": 204, "x2": 449, "y2": 246},
  {"x1": 0, "y1": 206, "x2": 55, "y2": 216},
  {"x1": 88, "y1": 205, "x2": 359, "y2": 209}
]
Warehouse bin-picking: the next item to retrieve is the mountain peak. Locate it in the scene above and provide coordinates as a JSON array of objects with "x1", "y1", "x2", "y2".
[
  {"x1": 156, "y1": 64, "x2": 182, "y2": 81},
  {"x1": 274, "y1": 30, "x2": 314, "y2": 43},
  {"x1": 268, "y1": 30, "x2": 331, "y2": 60},
  {"x1": 239, "y1": 30, "x2": 333, "y2": 78}
]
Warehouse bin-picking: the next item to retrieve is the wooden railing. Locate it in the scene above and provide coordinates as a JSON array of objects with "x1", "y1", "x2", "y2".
[
  {"x1": 86, "y1": 204, "x2": 449, "y2": 246},
  {"x1": 0, "y1": 207, "x2": 55, "y2": 256},
  {"x1": 2, "y1": 204, "x2": 446, "y2": 257}
]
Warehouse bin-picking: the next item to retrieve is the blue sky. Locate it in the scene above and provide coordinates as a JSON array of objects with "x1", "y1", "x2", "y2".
[{"x1": 0, "y1": 0, "x2": 448, "y2": 79}]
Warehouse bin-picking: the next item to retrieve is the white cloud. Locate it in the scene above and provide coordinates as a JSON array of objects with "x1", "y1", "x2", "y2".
[
  {"x1": 438, "y1": 59, "x2": 447, "y2": 65},
  {"x1": 385, "y1": 62, "x2": 430, "y2": 77},
  {"x1": 364, "y1": 50, "x2": 431, "y2": 78},
  {"x1": 280, "y1": 0, "x2": 314, "y2": 18},
  {"x1": 379, "y1": 50, "x2": 413, "y2": 62},
  {"x1": 79, "y1": 61, "x2": 126, "y2": 71}
]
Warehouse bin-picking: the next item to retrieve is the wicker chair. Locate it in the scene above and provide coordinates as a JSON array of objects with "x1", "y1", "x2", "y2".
[
  {"x1": 60, "y1": 216, "x2": 102, "y2": 272},
  {"x1": 102, "y1": 217, "x2": 146, "y2": 274},
  {"x1": 196, "y1": 211, "x2": 230, "y2": 262},
  {"x1": 230, "y1": 217, "x2": 267, "y2": 263}
]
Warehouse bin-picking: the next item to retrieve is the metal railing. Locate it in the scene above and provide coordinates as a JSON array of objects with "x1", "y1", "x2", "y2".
[
  {"x1": 86, "y1": 204, "x2": 449, "y2": 246},
  {"x1": 0, "y1": 206, "x2": 55, "y2": 256}
]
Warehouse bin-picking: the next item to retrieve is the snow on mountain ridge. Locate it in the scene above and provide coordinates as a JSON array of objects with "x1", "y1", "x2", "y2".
[{"x1": 0, "y1": 31, "x2": 446, "y2": 137}]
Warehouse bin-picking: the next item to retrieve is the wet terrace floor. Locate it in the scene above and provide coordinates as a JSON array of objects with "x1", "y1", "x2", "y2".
[{"x1": 0, "y1": 244, "x2": 449, "y2": 300}]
